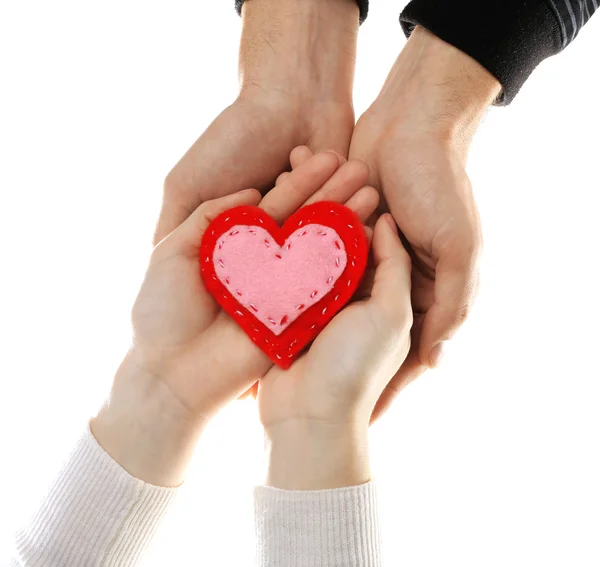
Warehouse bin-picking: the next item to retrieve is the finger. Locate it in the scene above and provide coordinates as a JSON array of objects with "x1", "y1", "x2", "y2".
[
  {"x1": 303, "y1": 159, "x2": 369, "y2": 207},
  {"x1": 418, "y1": 250, "x2": 480, "y2": 368},
  {"x1": 290, "y1": 146, "x2": 346, "y2": 170},
  {"x1": 343, "y1": 186, "x2": 380, "y2": 224},
  {"x1": 157, "y1": 189, "x2": 262, "y2": 257},
  {"x1": 325, "y1": 150, "x2": 347, "y2": 167},
  {"x1": 275, "y1": 172, "x2": 289, "y2": 186},
  {"x1": 289, "y1": 146, "x2": 314, "y2": 169},
  {"x1": 259, "y1": 152, "x2": 339, "y2": 224},
  {"x1": 370, "y1": 214, "x2": 412, "y2": 321}
]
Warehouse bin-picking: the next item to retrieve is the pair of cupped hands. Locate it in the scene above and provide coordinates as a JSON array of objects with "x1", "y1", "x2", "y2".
[{"x1": 93, "y1": 146, "x2": 412, "y2": 488}]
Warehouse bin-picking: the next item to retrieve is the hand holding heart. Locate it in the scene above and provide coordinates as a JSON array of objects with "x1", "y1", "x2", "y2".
[
  {"x1": 126, "y1": 150, "x2": 382, "y2": 426},
  {"x1": 258, "y1": 211, "x2": 412, "y2": 429}
]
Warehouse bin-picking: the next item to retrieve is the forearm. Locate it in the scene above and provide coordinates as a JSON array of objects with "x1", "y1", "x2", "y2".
[
  {"x1": 368, "y1": 26, "x2": 501, "y2": 158},
  {"x1": 255, "y1": 420, "x2": 381, "y2": 566},
  {"x1": 238, "y1": 0, "x2": 359, "y2": 104}
]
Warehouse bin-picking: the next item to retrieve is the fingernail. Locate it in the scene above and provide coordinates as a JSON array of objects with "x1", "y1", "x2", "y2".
[
  {"x1": 385, "y1": 214, "x2": 397, "y2": 232},
  {"x1": 326, "y1": 150, "x2": 345, "y2": 164},
  {"x1": 430, "y1": 342, "x2": 445, "y2": 368}
]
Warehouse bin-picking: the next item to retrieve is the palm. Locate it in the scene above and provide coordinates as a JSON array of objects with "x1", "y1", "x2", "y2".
[
  {"x1": 133, "y1": 254, "x2": 218, "y2": 352},
  {"x1": 257, "y1": 303, "x2": 381, "y2": 426}
]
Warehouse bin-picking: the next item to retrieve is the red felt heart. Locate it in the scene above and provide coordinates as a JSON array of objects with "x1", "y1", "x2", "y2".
[{"x1": 200, "y1": 201, "x2": 368, "y2": 369}]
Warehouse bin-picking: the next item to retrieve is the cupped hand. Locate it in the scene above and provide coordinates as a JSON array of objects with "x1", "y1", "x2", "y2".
[
  {"x1": 348, "y1": 26, "x2": 500, "y2": 420},
  {"x1": 257, "y1": 211, "x2": 413, "y2": 431},
  {"x1": 349, "y1": 121, "x2": 482, "y2": 418}
]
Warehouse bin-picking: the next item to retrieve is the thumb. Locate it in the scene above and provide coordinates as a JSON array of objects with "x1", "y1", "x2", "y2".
[
  {"x1": 370, "y1": 214, "x2": 412, "y2": 324},
  {"x1": 418, "y1": 250, "x2": 479, "y2": 368},
  {"x1": 154, "y1": 189, "x2": 262, "y2": 258}
]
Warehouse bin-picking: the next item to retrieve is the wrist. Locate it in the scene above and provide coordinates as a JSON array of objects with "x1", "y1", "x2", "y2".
[
  {"x1": 371, "y1": 26, "x2": 501, "y2": 153},
  {"x1": 90, "y1": 351, "x2": 205, "y2": 487},
  {"x1": 265, "y1": 419, "x2": 370, "y2": 490},
  {"x1": 239, "y1": 0, "x2": 358, "y2": 105}
]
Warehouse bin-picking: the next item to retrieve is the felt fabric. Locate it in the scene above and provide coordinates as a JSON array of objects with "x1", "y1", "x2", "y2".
[
  {"x1": 200, "y1": 202, "x2": 368, "y2": 369},
  {"x1": 214, "y1": 224, "x2": 347, "y2": 336}
]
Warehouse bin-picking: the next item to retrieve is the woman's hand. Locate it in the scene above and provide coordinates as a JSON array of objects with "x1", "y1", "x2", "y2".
[
  {"x1": 258, "y1": 213, "x2": 413, "y2": 490},
  {"x1": 91, "y1": 149, "x2": 379, "y2": 486}
]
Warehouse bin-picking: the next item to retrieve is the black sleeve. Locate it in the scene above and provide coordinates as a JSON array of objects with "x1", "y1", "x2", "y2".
[
  {"x1": 400, "y1": 0, "x2": 598, "y2": 104},
  {"x1": 235, "y1": 0, "x2": 369, "y2": 24}
]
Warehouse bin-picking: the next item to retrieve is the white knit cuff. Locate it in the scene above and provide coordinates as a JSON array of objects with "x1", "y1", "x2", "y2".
[
  {"x1": 10, "y1": 425, "x2": 177, "y2": 567},
  {"x1": 254, "y1": 482, "x2": 381, "y2": 566}
]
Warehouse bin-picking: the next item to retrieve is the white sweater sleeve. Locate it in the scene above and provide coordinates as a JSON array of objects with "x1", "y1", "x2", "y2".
[
  {"x1": 254, "y1": 482, "x2": 382, "y2": 567},
  {"x1": 7, "y1": 425, "x2": 177, "y2": 567},
  {"x1": 7, "y1": 426, "x2": 382, "y2": 567}
]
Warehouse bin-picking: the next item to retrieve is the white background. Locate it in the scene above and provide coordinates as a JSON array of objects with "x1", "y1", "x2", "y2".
[{"x1": 1, "y1": 1, "x2": 599, "y2": 565}]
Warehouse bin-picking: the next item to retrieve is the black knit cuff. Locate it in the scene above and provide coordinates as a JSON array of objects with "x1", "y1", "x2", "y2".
[
  {"x1": 400, "y1": 0, "x2": 563, "y2": 105},
  {"x1": 235, "y1": 0, "x2": 369, "y2": 25}
]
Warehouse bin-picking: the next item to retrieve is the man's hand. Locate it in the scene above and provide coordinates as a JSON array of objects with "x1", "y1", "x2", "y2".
[
  {"x1": 349, "y1": 26, "x2": 502, "y2": 420},
  {"x1": 155, "y1": 0, "x2": 360, "y2": 244}
]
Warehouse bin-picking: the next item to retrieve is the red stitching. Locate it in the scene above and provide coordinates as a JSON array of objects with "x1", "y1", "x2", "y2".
[{"x1": 200, "y1": 202, "x2": 368, "y2": 369}]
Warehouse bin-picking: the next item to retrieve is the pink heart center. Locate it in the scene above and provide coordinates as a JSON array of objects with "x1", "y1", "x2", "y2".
[{"x1": 213, "y1": 224, "x2": 347, "y2": 335}]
